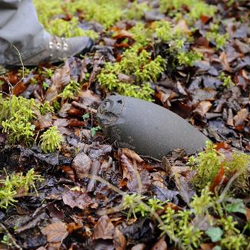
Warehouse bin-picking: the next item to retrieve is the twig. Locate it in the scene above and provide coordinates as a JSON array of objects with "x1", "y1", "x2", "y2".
[{"x1": 0, "y1": 222, "x2": 23, "y2": 249}]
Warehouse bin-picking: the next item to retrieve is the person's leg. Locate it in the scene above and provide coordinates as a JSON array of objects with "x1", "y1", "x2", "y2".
[{"x1": 0, "y1": 0, "x2": 93, "y2": 66}]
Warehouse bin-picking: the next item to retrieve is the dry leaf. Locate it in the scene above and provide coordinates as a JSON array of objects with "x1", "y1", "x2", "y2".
[
  {"x1": 72, "y1": 152, "x2": 92, "y2": 179},
  {"x1": 151, "y1": 236, "x2": 167, "y2": 250},
  {"x1": 41, "y1": 221, "x2": 68, "y2": 243},
  {"x1": 62, "y1": 189, "x2": 92, "y2": 210},
  {"x1": 93, "y1": 215, "x2": 115, "y2": 240},
  {"x1": 122, "y1": 148, "x2": 144, "y2": 163},
  {"x1": 113, "y1": 227, "x2": 126, "y2": 250}
]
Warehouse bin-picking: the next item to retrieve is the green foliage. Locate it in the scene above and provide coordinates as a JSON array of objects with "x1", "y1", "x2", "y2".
[
  {"x1": 154, "y1": 20, "x2": 202, "y2": 67},
  {"x1": 60, "y1": 80, "x2": 80, "y2": 100},
  {"x1": 34, "y1": 0, "x2": 126, "y2": 31},
  {"x1": 188, "y1": 141, "x2": 223, "y2": 190},
  {"x1": 219, "y1": 72, "x2": 235, "y2": 88},
  {"x1": 39, "y1": 101, "x2": 54, "y2": 115},
  {"x1": 129, "y1": 22, "x2": 153, "y2": 46},
  {"x1": 221, "y1": 235, "x2": 247, "y2": 250},
  {"x1": 159, "y1": 0, "x2": 216, "y2": 23},
  {"x1": 122, "y1": 193, "x2": 166, "y2": 219},
  {"x1": 159, "y1": 207, "x2": 203, "y2": 249},
  {"x1": 39, "y1": 126, "x2": 64, "y2": 153},
  {"x1": 205, "y1": 227, "x2": 223, "y2": 242},
  {"x1": 90, "y1": 125, "x2": 101, "y2": 137},
  {"x1": 0, "y1": 169, "x2": 43, "y2": 209},
  {"x1": 206, "y1": 24, "x2": 229, "y2": 50},
  {"x1": 98, "y1": 47, "x2": 165, "y2": 101},
  {"x1": 0, "y1": 95, "x2": 37, "y2": 145},
  {"x1": 123, "y1": 2, "x2": 149, "y2": 20},
  {"x1": 49, "y1": 17, "x2": 98, "y2": 39},
  {"x1": 1, "y1": 235, "x2": 13, "y2": 247},
  {"x1": 188, "y1": 141, "x2": 250, "y2": 193}
]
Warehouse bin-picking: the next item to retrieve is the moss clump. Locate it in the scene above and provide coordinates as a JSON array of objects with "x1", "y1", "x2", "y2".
[
  {"x1": 98, "y1": 47, "x2": 165, "y2": 101},
  {"x1": 34, "y1": 0, "x2": 126, "y2": 32},
  {"x1": 0, "y1": 95, "x2": 37, "y2": 145},
  {"x1": 159, "y1": 0, "x2": 216, "y2": 23},
  {"x1": 188, "y1": 141, "x2": 250, "y2": 193},
  {"x1": 0, "y1": 169, "x2": 43, "y2": 209},
  {"x1": 39, "y1": 126, "x2": 64, "y2": 153},
  {"x1": 48, "y1": 17, "x2": 99, "y2": 39},
  {"x1": 60, "y1": 80, "x2": 80, "y2": 100},
  {"x1": 206, "y1": 23, "x2": 229, "y2": 50},
  {"x1": 39, "y1": 101, "x2": 54, "y2": 115}
]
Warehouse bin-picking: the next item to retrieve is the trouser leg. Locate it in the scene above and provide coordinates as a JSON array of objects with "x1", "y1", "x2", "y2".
[{"x1": 0, "y1": 0, "x2": 50, "y2": 65}]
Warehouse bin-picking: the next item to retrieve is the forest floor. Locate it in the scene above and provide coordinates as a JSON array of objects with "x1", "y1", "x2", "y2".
[{"x1": 0, "y1": 0, "x2": 250, "y2": 249}]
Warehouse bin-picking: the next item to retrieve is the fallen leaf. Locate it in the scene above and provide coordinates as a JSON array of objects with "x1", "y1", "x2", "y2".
[
  {"x1": 194, "y1": 101, "x2": 212, "y2": 116},
  {"x1": 113, "y1": 227, "x2": 126, "y2": 250},
  {"x1": 233, "y1": 108, "x2": 248, "y2": 127},
  {"x1": 93, "y1": 215, "x2": 115, "y2": 240},
  {"x1": 62, "y1": 189, "x2": 92, "y2": 210},
  {"x1": 151, "y1": 236, "x2": 167, "y2": 250},
  {"x1": 122, "y1": 148, "x2": 144, "y2": 163},
  {"x1": 72, "y1": 152, "x2": 92, "y2": 179},
  {"x1": 41, "y1": 221, "x2": 68, "y2": 243}
]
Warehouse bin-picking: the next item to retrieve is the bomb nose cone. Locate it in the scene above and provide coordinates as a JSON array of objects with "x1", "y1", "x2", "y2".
[{"x1": 97, "y1": 95, "x2": 209, "y2": 159}]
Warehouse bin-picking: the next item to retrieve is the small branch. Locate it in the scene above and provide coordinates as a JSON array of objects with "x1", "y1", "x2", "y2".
[{"x1": 0, "y1": 222, "x2": 23, "y2": 250}]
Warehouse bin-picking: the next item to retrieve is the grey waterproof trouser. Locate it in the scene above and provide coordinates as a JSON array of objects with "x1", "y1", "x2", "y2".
[{"x1": 0, "y1": 0, "x2": 50, "y2": 65}]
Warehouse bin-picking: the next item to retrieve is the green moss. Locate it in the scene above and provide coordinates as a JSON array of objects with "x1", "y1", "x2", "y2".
[
  {"x1": 159, "y1": 0, "x2": 216, "y2": 23},
  {"x1": 123, "y1": 2, "x2": 149, "y2": 20},
  {"x1": 219, "y1": 72, "x2": 235, "y2": 88},
  {"x1": 60, "y1": 80, "x2": 80, "y2": 100},
  {"x1": 34, "y1": 0, "x2": 126, "y2": 32},
  {"x1": 98, "y1": 47, "x2": 165, "y2": 101},
  {"x1": 154, "y1": 20, "x2": 202, "y2": 67},
  {"x1": 48, "y1": 17, "x2": 98, "y2": 39},
  {"x1": 188, "y1": 141, "x2": 250, "y2": 193},
  {"x1": 39, "y1": 101, "x2": 54, "y2": 115},
  {"x1": 0, "y1": 95, "x2": 37, "y2": 145},
  {"x1": 0, "y1": 169, "x2": 43, "y2": 209},
  {"x1": 206, "y1": 24, "x2": 229, "y2": 50},
  {"x1": 39, "y1": 126, "x2": 64, "y2": 153}
]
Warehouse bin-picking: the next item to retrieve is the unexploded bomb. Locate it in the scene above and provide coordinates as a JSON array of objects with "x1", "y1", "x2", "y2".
[{"x1": 97, "y1": 95, "x2": 209, "y2": 159}]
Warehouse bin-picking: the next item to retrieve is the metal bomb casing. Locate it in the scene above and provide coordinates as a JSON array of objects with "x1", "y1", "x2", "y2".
[{"x1": 97, "y1": 95, "x2": 209, "y2": 159}]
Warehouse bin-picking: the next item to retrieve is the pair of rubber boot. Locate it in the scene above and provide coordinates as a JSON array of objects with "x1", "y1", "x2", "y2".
[{"x1": 0, "y1": 0, "x2": 93, "y2": 66}]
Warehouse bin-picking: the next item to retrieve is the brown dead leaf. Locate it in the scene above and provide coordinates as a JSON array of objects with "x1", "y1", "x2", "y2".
[
  {"x1": 72, "y1": 152, "x2": 92, "y2": 179},
  {"x1": 122, "y1": 148, "x2": 144, "y2": 163},
  {"x1": 62, "y1": 189, "x2": 92, "y2": 210},
  {"x1": 210, "y1": 166, "x2": 227, "y2": 193},
  {"x1": 174, "y1": 20, "x2": 190, "y2": 35},
  {"x1": 46, "y1": 61, "x2": 70, "y2": 102},
  {"x1": 219, "y1": 52, "x2": 231, "y2": 72},
  {"x1": 194, "y1": 101, "x2": 212, "y2": 116},
  {"x1": 113, "y1": 227, "x2": 126, "y2": 250},
  {"x1": 246, "y1": 207, "x2": 250, "y2": 221},
  {"x1": 113, "y1": 29, "x2": 133, "y2": 39},
  {"x1": 151, "y1": 236, "x2": 167, "y2": 250},
  {"x1": 93, "y1": 215, "x2": 115, "y2": 240},
  {"x1": 41, "y1": 221, "x2": 68, "y2": 243},
  {"x1": 200, "y1": 243, "x2": 214, "y2": 250},
  {"x1": 233, "y1": 108, "x2": 248, "y2": 126}
]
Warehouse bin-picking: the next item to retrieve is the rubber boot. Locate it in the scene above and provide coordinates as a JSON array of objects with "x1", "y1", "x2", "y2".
[
  {"x1": 0, "y1": 0, "x2": 93, "y2": 66},
  {"x1": 97, "y1": 95, "x2": 209, "y2": 159}
]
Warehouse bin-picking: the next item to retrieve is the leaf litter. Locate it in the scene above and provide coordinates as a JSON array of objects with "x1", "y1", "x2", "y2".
[{"x1": 0, "y1": 0, "x2": 250, "y2": 249}]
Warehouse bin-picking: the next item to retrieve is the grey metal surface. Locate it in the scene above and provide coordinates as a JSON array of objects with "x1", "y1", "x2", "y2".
[{"x1": 97, "y1": 95, "x2": 209, "y2": 159}]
